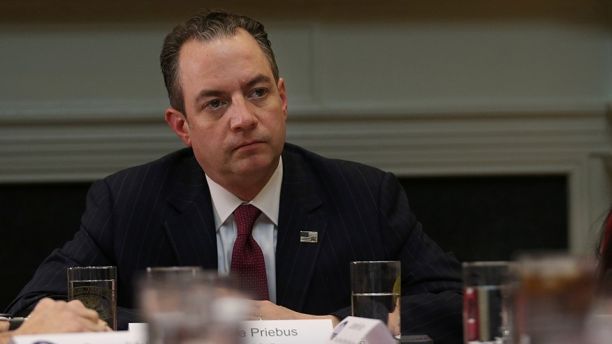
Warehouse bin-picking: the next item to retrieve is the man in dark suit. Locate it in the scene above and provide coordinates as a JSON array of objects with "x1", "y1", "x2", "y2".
[{"x1": 6, "y1": 11, "x2": 462, "y2": 343}]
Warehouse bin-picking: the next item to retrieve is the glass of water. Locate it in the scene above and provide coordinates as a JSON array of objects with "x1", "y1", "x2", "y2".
[
  {"x1": 462, "y1": 261, "x2": 513, "y2": 344},
  {"x1": 351, "y1": 260, "x2": 401, "y2": 339},
  {"x1": 67, "y1": 266, "x2": 117, "y2": 330}
]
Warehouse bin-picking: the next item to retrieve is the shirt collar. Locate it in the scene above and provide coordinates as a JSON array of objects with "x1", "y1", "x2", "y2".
[{"x1": 205, "y1": 157, "x2": 283, "y2": 230}]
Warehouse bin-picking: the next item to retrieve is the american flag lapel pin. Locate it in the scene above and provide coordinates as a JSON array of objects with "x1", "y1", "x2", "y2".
[{"x1": 299, "y1": 230, "x2": 318, "y2": 243}]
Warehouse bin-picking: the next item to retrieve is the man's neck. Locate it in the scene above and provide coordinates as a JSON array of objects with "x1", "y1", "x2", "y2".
[
  {"x1": 0, "y1": 332, "x2": 12, "y2": 344},
  {"x1": 206, "y1": 157, "x2": 283, "y2": 229},
  {"x1": 208, "y1": 158, "x2": 281, "y2": 202},
  {"x1": 226, "y1": 178, "x2": 268, "y2": 201},
  {"x1": 224, "y1": 171, "x2": 273, "y2": 201}
]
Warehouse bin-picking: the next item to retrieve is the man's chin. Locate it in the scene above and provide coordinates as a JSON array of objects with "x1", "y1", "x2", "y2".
[{"x1": 233, "y1": 155, "x2": 278, "y2": 177}]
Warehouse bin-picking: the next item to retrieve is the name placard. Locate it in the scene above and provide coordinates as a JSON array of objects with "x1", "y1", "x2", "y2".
[
  {"x1": 241, "y1": 319, "x2": 333, "y2": 344},
  {"x1": 328, "y1": 316, "x2": 396, "y2": 344},
  {"x1": 9, "y1": 330, "x2": 145, "y2": 344},
  {"x1": 9, "y1": 320, "x2": 333, "y2": 344}
]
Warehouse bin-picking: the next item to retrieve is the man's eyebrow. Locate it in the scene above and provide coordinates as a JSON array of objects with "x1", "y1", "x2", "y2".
[
  {"x1": 195, "y1": 89, "x2": 224, "y2": 104},
  {"x1": 194, "y1": 75, "x2": 273, "y2": 104},
  {"x1": 245, "y1": 74, "x2": 273, "y2": 89}
]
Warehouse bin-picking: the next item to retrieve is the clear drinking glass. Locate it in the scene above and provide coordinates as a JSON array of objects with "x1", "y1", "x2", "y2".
[
  {"x1": 462, "y1": 261, "x2": 512, "y2": 344},
  {"x1": 350, "y1": 260, "x2": 401, "y2": 339},
  {"x1": 67, "y1": 266, "x2": 117, "y2": 330}
]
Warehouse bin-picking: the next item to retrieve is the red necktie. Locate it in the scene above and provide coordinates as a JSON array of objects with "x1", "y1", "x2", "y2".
[{"x1": 230, "y1": 204, "x2": 269, "y2": 300}]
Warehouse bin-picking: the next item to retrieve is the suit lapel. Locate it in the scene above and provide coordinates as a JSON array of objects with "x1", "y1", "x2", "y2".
[
  {"x1": 164, "y1": 157, "x2": 218, "y2": 270},
  {"x1": 276, "y1": 150, "x2": 326, "y2": 310}
]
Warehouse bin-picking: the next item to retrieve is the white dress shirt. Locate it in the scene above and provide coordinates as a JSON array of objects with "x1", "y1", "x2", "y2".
[{"x1": 205, "y1": 158, "x2": 282, "y2": 302}]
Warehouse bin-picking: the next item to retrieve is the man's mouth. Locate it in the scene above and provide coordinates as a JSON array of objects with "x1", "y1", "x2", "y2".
[{"x1": 234, "y1": 140, "x2": 263, "y2": 151}]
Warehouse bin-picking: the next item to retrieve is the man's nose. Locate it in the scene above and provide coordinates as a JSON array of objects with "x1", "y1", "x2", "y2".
[{"x1": 229, "y1": 97, "x2": 257, "y2": 130}]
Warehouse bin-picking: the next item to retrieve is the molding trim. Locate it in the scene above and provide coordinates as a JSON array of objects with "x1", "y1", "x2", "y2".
[
  {"x1": 0, "y1": 97, "x2": 607, "y2": 122},
  {"x1": 1, "y1": 108, "x2": 611, "y2": 254}
]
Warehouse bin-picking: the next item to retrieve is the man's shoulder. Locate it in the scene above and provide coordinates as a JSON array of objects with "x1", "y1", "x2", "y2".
[
  {"x1": 283, "y1": 143, "x2": 386, "y2": 174},
  {"x1": 103, "y1": 147, "x2": 198, "y2": 185},
  {"x1": 283, "y1": 143, "x2": 388, "y2": 181}
]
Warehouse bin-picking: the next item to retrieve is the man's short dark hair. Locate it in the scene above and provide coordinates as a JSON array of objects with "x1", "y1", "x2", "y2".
[{"x1": 160, "y1": 10, "x2": 280, "y2": 113}]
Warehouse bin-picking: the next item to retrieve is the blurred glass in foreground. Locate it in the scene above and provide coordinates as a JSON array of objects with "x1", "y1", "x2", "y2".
[
  {"x1": 139, "y1": 268, "x2": 248, "y2": 344},
  {"x1": 514, "y1": 253, "x2": 596, "y2": 344},
  {"x1": 584, "y1": 269, "x2": 612, "y2": 344},
  {"x1": 146, "y1": 266, "x2": 203, "y2": 278}
]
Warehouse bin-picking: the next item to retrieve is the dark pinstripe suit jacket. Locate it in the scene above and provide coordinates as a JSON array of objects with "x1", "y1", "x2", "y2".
[{"x1": 7, "y1": 143, "x2": 462, "y2": 343}]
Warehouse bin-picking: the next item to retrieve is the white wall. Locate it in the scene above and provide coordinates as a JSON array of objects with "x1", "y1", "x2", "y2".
[
  {"x1": 0, "y1": 0, "x2": 611, "y2": 253},
  {"x1": 2, "y1": 18, "x2": 608, "y2": 119}
]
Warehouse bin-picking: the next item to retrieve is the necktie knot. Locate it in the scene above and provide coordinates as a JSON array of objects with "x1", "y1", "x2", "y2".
[{"x1": 234, "y1": 204, "x2": 261, "y2": 236}]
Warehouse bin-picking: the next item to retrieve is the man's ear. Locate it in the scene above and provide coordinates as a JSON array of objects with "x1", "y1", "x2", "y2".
[
  {"x1": 277, "y1": 78, "x2": 288, "y2": 120},
  {"x1": 165, "y1": 108, "x2": 192, "y2": 146}
]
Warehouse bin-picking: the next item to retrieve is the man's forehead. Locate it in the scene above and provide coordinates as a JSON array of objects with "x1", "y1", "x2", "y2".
[
  {"x1": 182, "y1": 31, "x2": 266, "y2": 64},
  {"x1": 177, "y1": 32, "x2": 275, "y2": 87},
  {"x1": 180, "y1": 29, "x2": 259, "y2": 57}
]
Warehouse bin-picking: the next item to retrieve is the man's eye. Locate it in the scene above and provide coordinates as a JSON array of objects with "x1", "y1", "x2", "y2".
[
  {"x1": 206, "y1": 99, "x2": 226, "y2": 110},
  {"x1": 250, "y1": 88, "x2": 269, "y2": 99}
]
